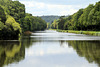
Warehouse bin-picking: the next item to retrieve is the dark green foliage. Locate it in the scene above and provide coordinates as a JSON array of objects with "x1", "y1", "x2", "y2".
[
  {"x1": 7, "y1": 1, "x2": 25, "y2": 21},
  {"x1": 0, "y1": 16, "x2": 21, "y2": 40},
  {"x1": 56, "y1": 1, "x2": 100, "y2": 31},
  {"x1": 51, "y1": 19, "x2": 58, "y2": 29},
  {"x1": 68, "y1": 9, "x2": 83, "y2": 30},
  {"x1": 64, "y1": 16, "x2": 72, "y2": 30},
  {"x1": 20, "y1": 13, "x2": 47, "y2": 32},
  {"x1": 79, "y1": 4, "x2": 94, "y2": 30},
  {"x1": 0, "y1": 0, "x2": 47, "y2": 40},
  {"x1": 0, "y1": 6, "x2": 6, "y2": 23},
  {"x1": 0, "y1": 0, "x2": 25, "y2": 21},
  {"x1": 58, "y1": 16, "x2": 66, "y2": 30},
  {"x1": 0, "y1": 0, "x2": 23, "y2": 40},
  {"x1": 88, "y1": 2, "x2": 100, "y2": 30}
]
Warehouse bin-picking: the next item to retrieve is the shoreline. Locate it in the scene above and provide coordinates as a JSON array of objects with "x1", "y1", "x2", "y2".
[
  {"x1": 50, "y1": 29, "x2": 100, "y2": 36},
  {"x1": 24, "y1": 31, "x2": 32, "y2": 35}
]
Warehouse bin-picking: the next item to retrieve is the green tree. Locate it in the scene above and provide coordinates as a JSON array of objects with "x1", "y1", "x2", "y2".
[
  {"x1": 0, "y1": 6, "x2": 6, "y2": 23},
  {"x1": 58, "y1": 16, "x2": 66, "y2": 30},
  {"x1": 88, "y1": 1, "x2": 100, "y2": 30},
  {"x1": 79, "y1": 4, "x2": 94, "y2": 30},
  {"x1": 51, "y1": 19, "x2": 58, "y2": 29},
  {"x1": 71, "y1": 9, "x2": 83, "y2": 30}
]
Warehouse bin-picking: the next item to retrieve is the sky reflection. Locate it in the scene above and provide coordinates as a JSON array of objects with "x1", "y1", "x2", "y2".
[
  {"x1": 4, "y1": 30, "x2": 99, "y2": 67},
  {"x1": 26, "y1": 41, "x2": 75, "y2": 57}
]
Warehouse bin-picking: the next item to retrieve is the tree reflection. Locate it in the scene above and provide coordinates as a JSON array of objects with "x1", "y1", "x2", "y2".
[
  {"x1": 0, "y1": 41, "x2": 25, "y2": 67},
  {"x1": 68, "y1": 41, "x2": 100, "y2": 67},
  {"x1": 22, "y1": 36, "x2": 42, "y2": 48},
  {"x1": 22, "y1": 35, "x2": 37, "y2": 48}
]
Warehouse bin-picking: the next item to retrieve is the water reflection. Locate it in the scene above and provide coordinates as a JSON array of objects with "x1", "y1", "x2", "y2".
[
  {"x1": 21, "y1": 36, "x2": 100, "y2": 67},
  {"x1": 1, "y1": 30, "x2": 100, "y2": 67},
  {"x1": 68, "y1": 41, "x2": 100, "y2": 67},
  {"x1": 0, "y1": 41, "x2": 25, "y2": 67},
  {"x1": 31, "y1": 30, "x2": 100, "y2": 41},
  {"x1": 22, "y1": 36, "x2": 33, "y2": 48}
]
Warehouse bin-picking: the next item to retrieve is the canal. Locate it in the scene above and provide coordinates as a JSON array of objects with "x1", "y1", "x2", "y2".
[{"x1": 1, "y1": 30, "x2": 100, "y2": 67}]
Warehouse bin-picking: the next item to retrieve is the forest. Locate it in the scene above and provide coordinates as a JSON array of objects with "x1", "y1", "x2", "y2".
[
  {"x1": 51, "y1": 1, "x2": 100, "y2": 31},
  {"x1": 0, "y1": 0, "x2": 100, "y2": 40},
  {"x1": 0, "y1": 0, "x2": 47, "y2": 40}
]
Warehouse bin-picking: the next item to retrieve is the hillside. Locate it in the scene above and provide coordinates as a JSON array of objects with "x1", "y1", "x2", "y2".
[{"x1": 40, "y1": 16, "x2": 60, "y2": 24}]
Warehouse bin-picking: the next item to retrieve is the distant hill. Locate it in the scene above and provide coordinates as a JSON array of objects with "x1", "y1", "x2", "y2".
[{"x1": 40, "y1": 16, "x2": 60, "y2": 24}]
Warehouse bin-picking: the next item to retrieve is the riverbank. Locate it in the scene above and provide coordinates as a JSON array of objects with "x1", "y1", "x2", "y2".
[
  {"x1": 24, "y1": 31, "x2": 32, "y2": 35},
  {"x1": 50, "y1": 29, "x2": 100, "y2": 36}
]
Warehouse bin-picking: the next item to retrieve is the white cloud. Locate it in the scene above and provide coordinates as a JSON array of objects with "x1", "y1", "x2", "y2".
[
  {"x1": 20, "y1": 1, "x2": 85, "y2": 16},
  {"x1": 60, "y1": 9, "x2": 77, "y2": 15}
]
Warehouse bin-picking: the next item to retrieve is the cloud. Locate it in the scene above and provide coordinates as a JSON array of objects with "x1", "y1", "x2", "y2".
[
  {"x1": 18, "y1": 0, "x2": 99, "y2": 16},
  {"x1": 17, "y1": 0, "x2": 100, "y2": 5},
  {"x1": 20, "y1": 1, "x2": 83, "y2": 16}
]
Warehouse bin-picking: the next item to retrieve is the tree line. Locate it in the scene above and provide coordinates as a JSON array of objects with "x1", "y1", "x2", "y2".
[
  {"x1": 0, "y1": 0, "x2": 47, "y2": 40},
  {"x1": 40, "y1": 16, "x2": 60, "y2": 24},
  {"x1": 51, "y1": 1, "x2": 100, "y2": 31}
]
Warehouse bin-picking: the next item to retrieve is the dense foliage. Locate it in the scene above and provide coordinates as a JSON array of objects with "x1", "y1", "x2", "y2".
[
  {"x1": 0, "y1": 0, "x2": 47, "y2": 40},
  {"x1": 51, "y1": 19, "x2": 58, "y2": 29},
  {"x1": 51, "y1": 1, "x2": 100, "y2": 31},
  {"x1": 20, "y1": 13, "x2": 47, "y2": 32},
  {"x1": 0, "y1": 16, "x2": 21, "y2": 40}
]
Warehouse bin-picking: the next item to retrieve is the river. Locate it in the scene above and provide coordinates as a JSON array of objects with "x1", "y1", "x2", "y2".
[{"x1": 0, "y1": 30, "x2": 100, "y2": 67}]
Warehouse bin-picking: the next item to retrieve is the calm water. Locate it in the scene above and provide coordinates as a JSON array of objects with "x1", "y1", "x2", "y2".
[{"x1": 0, "y1": 30, "x2": 100, "y2": 67}]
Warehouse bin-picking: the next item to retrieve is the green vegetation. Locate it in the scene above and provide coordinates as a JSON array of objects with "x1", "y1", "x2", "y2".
[
  {"x1": 68, "y1": 41, "x2": 100, "y2": 67},
  {"x1": 40, "y1": 15, "x2": 61, "y2": 24},
  {"x1": 47, "y1": 22, "x2": 51, "y2": 29},
  {"x1": 51, "y1": 1, "x2": 100, "y2": 31},
  {"x1": 0, "y1": 0, "x2": 47, "y2": 40},
  {"x1": 57, "y1": 29, "x2": 100, "y2": 36},
  {"x1": 51, "y1": 19, "x2": 58, "y2": 29},
  {"x1": 20, "y1": 13, "x2": 47, "y2": 32}
]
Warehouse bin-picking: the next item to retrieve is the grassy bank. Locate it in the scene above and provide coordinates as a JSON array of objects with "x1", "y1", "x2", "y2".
[{"x1": 51, "y1": 29, "x2": 100, "y2": 36}]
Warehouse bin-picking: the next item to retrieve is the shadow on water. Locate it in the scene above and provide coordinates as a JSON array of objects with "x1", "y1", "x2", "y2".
[{"x1": 0, "y1": 41, "x2": 25, "y2": 67}]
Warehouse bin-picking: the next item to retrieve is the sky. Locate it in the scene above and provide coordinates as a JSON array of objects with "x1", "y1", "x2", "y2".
[{"x1": 14, "y1": 0, "x2": 100, "y2": 16}]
